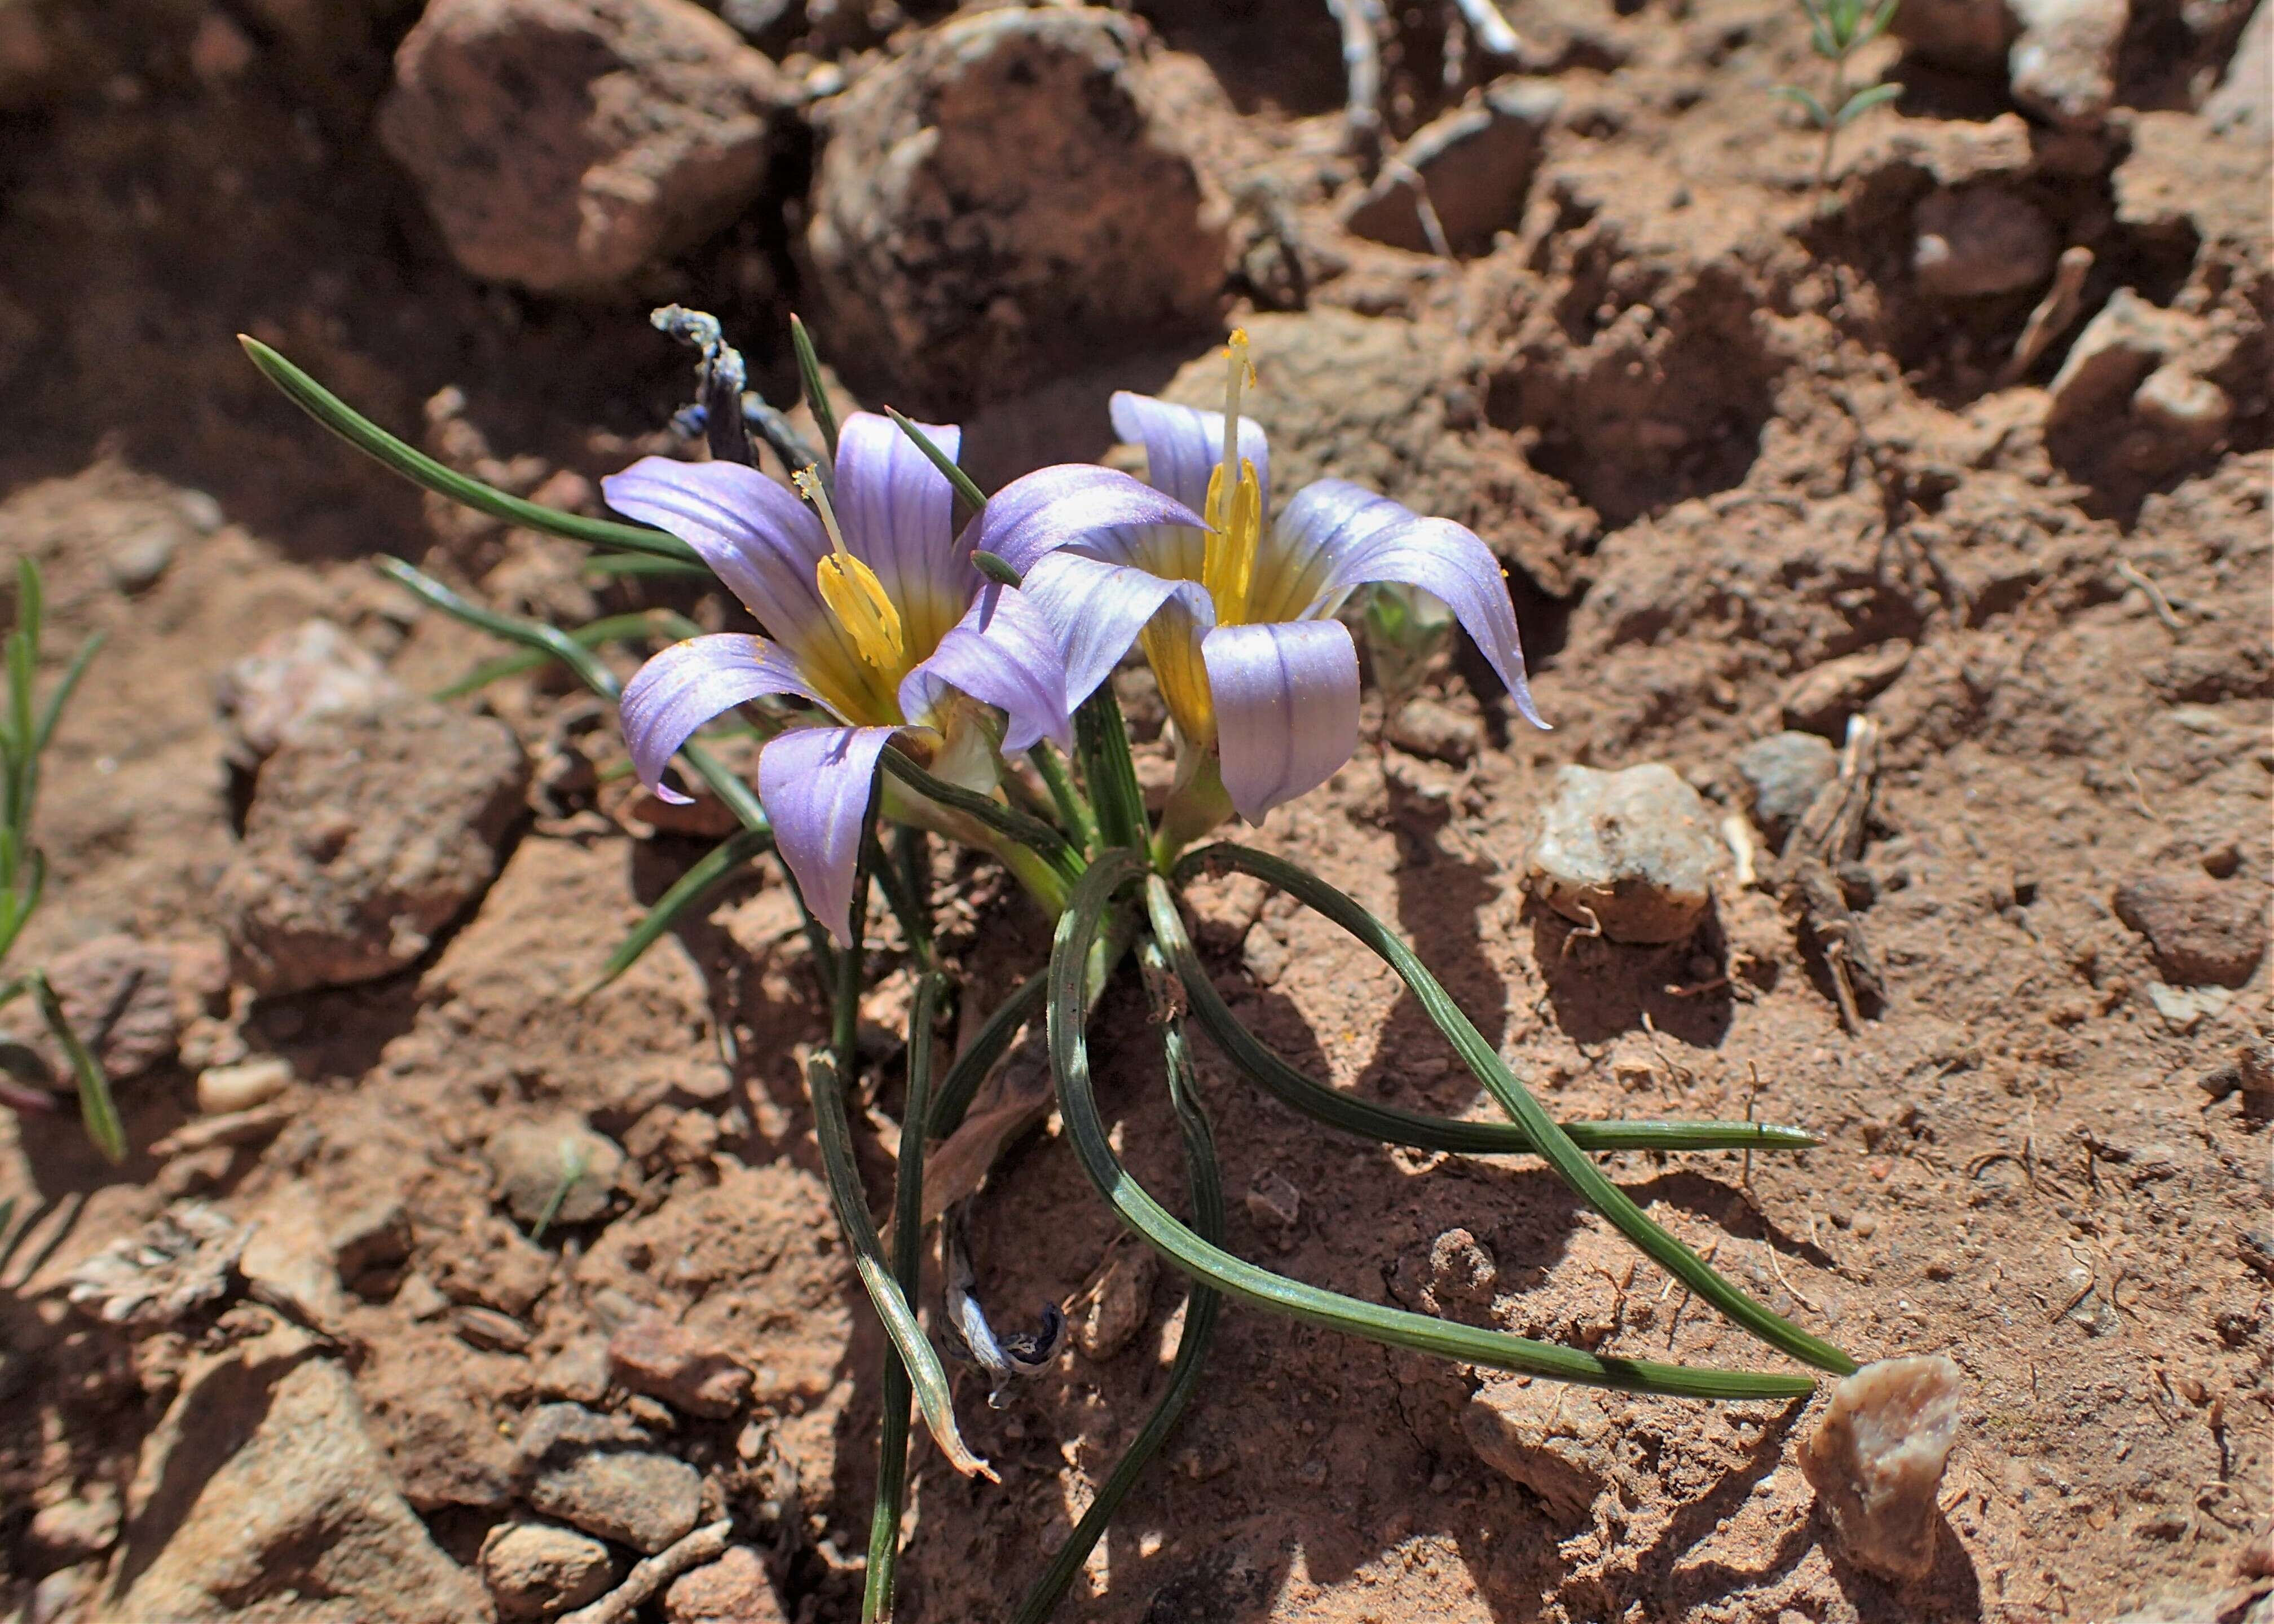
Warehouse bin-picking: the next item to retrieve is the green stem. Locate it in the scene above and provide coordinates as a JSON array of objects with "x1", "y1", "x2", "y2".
[
  {"x1": 1049, "y1": 854, "x2": 1817, "y2": 1400},
  {"x1": 1173, "y1": 845, "x2": 1856, "y2": 1376},
  {"x1": 1013, "y1": 941, "x2": 1222, "y2": 1624},
  {"x1": 1075, "y1": 689, "x2": 1148, "y2": 854},
  {"x1": 1028, "y1": 742, "x2": 1098, "y2": 854},
  {"x1": 865, "y1": 972, "x2": 940, "y2": 1624}
]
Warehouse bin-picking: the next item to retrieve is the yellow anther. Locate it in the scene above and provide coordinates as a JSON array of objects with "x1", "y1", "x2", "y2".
[{"x1": 795, "y1": 464, "x2": 906, "y2": 677}]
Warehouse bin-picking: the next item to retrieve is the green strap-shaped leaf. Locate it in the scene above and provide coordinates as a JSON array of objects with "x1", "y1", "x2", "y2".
[
  {"x1": 865, "y1": 971, "x2": 941, "y2": 1623},
  {"x1": 1013, "y1": 941, "x2": 1223, "y2": 1624},
  {"x1": 1051, "y1": 854, "x2": 1818, "y2": 1400},
  {"x1": 1074, "y1": 689, "x2": 1149, "y2": 854},
  {"x1": 1173, "y1": 845, "x2": 1856, "y2": 1377},
  {"x1": 885, "y1": 409, "x2": 990, "y2": 515},
  {"x1": 239, "y1": 338, "x2": 698, "y2": 564},
  {"x1": 1144, "y1": 875, "x2": 1821, "y2": 1157},
  {"x1": 1026, "y1": 742, "x2": 1097, "y2": 854},
  {"x1": 436, "y1": 610, "x2": 697, "y2": 701},
  {"x1": 790, "y1": 315, "x2": 841, "y2": 467}
]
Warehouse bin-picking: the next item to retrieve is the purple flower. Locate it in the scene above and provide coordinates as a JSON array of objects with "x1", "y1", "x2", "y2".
[
  {"x1": 979, "y1": 333, "x2": 1544, "y2": 824},
  {"x1": 609, "y1": 411, "x2": 1191, "y2": 942}
]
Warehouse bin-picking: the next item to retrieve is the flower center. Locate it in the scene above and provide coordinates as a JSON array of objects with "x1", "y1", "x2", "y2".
[
  {"x1": 1200, "y1": 329, "x2": 1263, "y2": 627},
  {"x1": 794, "y1": 465, "x2": 906, "y2": 677}
]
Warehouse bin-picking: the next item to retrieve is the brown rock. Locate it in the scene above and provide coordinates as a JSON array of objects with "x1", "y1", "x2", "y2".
[
  {"x1": 2113, "y1": 873, "x2": 2267, "y2": 988},
  {"x1": 2008, "y1": 0, "x2": 2127, "y2": 127},
  {"x1": 33, "y1": 933, "x2": 180, "y2": 1082},
  {"x1": 24, "y1": 1485, "x2": 120, "y2": 1568},
  {"x1": 607, "y1": 1315, "x2": 752, "y2": 1418},
  {"x1": 480, "y1": 1521, "x2": 614, "y2": 1618},
  {"x1": 1385, "y1": 695, "x2": 1482, "y2": 765},
  {"x1": 1342, "y1": 79, "x2": 1561, "y2": 256},
  {"x1": 2203, "y1": 0, "x2": 2272, "y2": 142},
  {"x1": 1800, "y1": 1354, "x2": 1964, "y2": 1582},
  {"x1": 104, "y1": 1335, "x2": 490, "y2": 1623},
  {"x1": 1463, "y1": 1380, "x2": 1616, "y2": 1519},
  {"x1": 380, "y1": 0, "x2": 786, "y2": 292},
  {"x1": 1912, "y1": 187, "x2": 2055, "y2": 298},
  {"x1": 805, "y1": 7, "x2": 1226, "y2": 414},
  {"x1": 1891, "y1": 0, "x2": 2019, "y2": 67},
  {"x1": 220, "y1": 705, "x2": 529, "y2": 996},
  {"x1": 1779, "y1": 643, "x2": 1914, "y2": 737},
  {"x1": 1074, "y1": 1243, "x2": 1159, "y2": 1361},
  {"x1": 487, "y1": 1116, "x2": 625, "y2": 1228},
  {"x1": 664, "y1": 1546, "x2": 787, "y2": 1624},
  {"x1": 517, "y1": 1402, "x2": 700, "y2": 1553}
]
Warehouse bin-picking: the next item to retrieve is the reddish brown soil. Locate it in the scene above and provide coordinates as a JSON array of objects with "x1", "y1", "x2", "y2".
[{"x1": 1, "y1": 1, "x2": 2268, "y2": 1622}]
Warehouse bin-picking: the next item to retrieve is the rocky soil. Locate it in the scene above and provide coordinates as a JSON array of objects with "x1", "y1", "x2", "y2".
[{"x1": 0, "y1": 0, "x2": 2268, "y2": 1621}]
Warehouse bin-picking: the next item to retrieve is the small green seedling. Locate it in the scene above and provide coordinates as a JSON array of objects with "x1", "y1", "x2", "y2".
[
  {"x1": 1777, "y1": 0, "x2": 1902, "y2": 198},
  {"x1": 0, "y1": 560, "x2": 120, "y2": 1163}
]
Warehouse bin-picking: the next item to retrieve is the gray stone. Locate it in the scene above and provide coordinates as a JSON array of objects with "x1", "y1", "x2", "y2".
[
  {"x1": 380, "y1": 0, "x2": 786, "y2": 293},
  {"x1": 518, "y1": 1403, "x2": 701, "y2": 1554},
  {"x1": 107, "y1": 520, "x2": 186, "y2": 594},
  {"x1": 1800, "y1": 1355, "x2": 1964, "y2": 1582},
  {"x1": 1526, "y1": 764, "x2": 1726, "y2": 945},
  {"x1": 488, "y1": 1116, "x2": 624, "y2": 1228},
  {"x1": 480, "y1": 1521, "x2": 615, "y2": 1618},
  {"x1": 805, "y1": 7, "x2": 1225, "y2": 414},
  {"x1": 1912, "y1": 187, "x2": 2056, "y2": 297},
  {"x1": 1342, "y1": 78, "x2": 1562, "y2": 255},
  {"x1": 219, "y1": 705, "x2": 529, "y2": 996},
  {"x1": 103, "y1": 1333, "x2": 490, "y2": 1623},
  {"x1": 1385, "y1": 695, "x2": 1482, "y2": 764},
  {"x1": 1735, "y1": 731, "x2": 1840, "y2": 848},
  {"x1": 2008, "y1": 0, "x2": 2127, "y2": 127},
  {"x1": 215, "y1": 619, "x2": 403, "y2": 768},
  {"x1": 1464, "y1": 1380, "x2": 1616, "y2": 1519}
]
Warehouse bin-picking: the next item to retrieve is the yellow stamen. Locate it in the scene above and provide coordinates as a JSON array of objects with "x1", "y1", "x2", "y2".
[
  {"x1": 794, "y1": 464, "x2": 906, "y2": 677},
  {"x1": 1201, "y1": 332, "x2": 1264, "y2": 626}
]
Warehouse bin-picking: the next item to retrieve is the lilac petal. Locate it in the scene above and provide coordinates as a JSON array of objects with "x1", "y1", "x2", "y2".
[
  {"x1": 759, "y1": 723, "x2": 898, "y2": 945},
  {"x1": 833, "y1": 411, "x2": 968, "y2": 658},
  {"x1": 1109, "y1": 391, "x2": 1271, "y2": 515},
  {"x1": 901, "y1": 582, "x2": 1073, "y2": 752},
  {"x1": 619, "y1": 634, "x2": 823, "y2": 804},
  {"x1": 602, "y1": 458, "x2": 830, "y2": 641},
  {"x1": 1273, "y1": 479, "x2": 1545, "y2": 728},
  {"x1": 967, "y1": 464, "x2": 1205, "y2": 576},
  {"x1": 1202, "y1": 619, "x2": 1360, "y2": 822},
  {"x1": 1018, "y1": 550, "x2": 1214, "y2": 711}
]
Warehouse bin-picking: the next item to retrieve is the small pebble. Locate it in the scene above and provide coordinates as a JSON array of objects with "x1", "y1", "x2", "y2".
[
  {"x1": 106, "y1": 522, "x2": 185, "y2": 594},
  {"x1": 665, "y1": 1546, "x2": 789, "y2": 1624},
  {"x1": 2113, "y1": 872, "x2": 2266, "y2": 987},
  {"x1": 196, "y1": 1055, "x2": 293, "y2": 1115},
  {"x1": 1734, "y1": 731, "x2": 1839, "y2": 847},
  {"x1": 1526, "y1": 763, "x2": 1726, "y2": 945},
  {"x1": 487, "y1": 1117, "x2": 624, "y2": 1228},
  {"x1": 479, "y1": 1521, "x2": 614, "y2": 1619},
  {"x1": 608, "y1": 1315, "x2": 751, "y2": 1418},
  {"x1": 1800, "y1": 1356, "x2": 1963, "y2": 1581}
]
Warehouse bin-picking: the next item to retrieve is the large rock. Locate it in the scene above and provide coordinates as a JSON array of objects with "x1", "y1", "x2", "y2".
[
  {"x1": 1341, "y1": 78, "x2": 1561, "y2": 256},
  {"x1": 33, "y1": 933, "x2": 181, "y2": 1082},
  {"x1": 1463, "y1": 1381, "x2": 1617, "y2": 1519},
  {"x1": 220, "y1": 706, "x2": 530, "y2": 995},
  {"x1": 2008, "y1": 0, "x2": 2126, "y2": 127},
  {"x1": 663, "y1": 1546, "x2": 788, "y2": 1624},
  {"x1": 100, "y1": 1333, "x2": 491, "y2": 1623},
  {"x1": 805, "y1": 7, "x2": 1226, "y2": 413},
  {"x1": 216, "y1": 619, "x2": 403, "y2": 769},
  {"x1": 2046, "y1": 290, "x2": 2232, "y2": 478},
  {"x1": 2113, "y1": 873, "x2": 2267, "y2": 987},
  {"x1": 1526, "y1": 764, "x2": 1726, "y2": 944},
  {"x1": 517, "y1": 1404, "x2": 702, "y2": 1554},
  {"x1": 1800, "y1": 1355, "x2": 1964, "y2": 1582},
  {"x1": 380, "y1": 0, "x2": 787, "y2": 292}
]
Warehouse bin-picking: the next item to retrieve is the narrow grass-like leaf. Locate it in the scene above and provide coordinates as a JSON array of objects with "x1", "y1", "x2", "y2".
[
  {"x1": 789, "y1": 315, "x2": 840, "y2": 466},
  {"x1": 33, "y1": 972, "x2": 122, "y2": 1164},
  {"x1": 437, "y1": 611, "x2": 686, "y2": 701},
  {"x1": 1146, "y1": 877, "x2": 1820, "y2": 1156},
  {"x1": 33, "y1": 633, "x2": 103, "y2": 757},
  {"x1": 580, "y1": 553, "x2": 715, "y2": 579},
  {"x1": 926, "y1": 972, "x2": 1048, "y2": 1140},
  {"x1": 809, "y1": 1046, "x2": 995, "y2": 1479},
  {"x1": 584, "y1": 827, "x2": 772, "y2": 997},
  {"x1": 239, "y1": 337, "x2": 697, "y2": 563},
  {"x1": 1836, "y1": 81, "x2": 1903, "y2": 123},
  {"x1": 1051, "y1": 855, "x2": 1818, "y2": 1400},
  {"x1": 1173, "y1": 845, "x2": 1856, "y2": 1376},
  {"x1": 884, "y1": 410, "x2": 990, "y2": 515},
  {"x1": 378, "y1": 557, "x2": 769, "y2": 834},
  {"x1": 1026, "y1": 742, "x2": 1096, "y2": 854},
  {"x1": 865, "y1": 972, "x2": 941, "y2": 1623},
  {"x1": 878, "y1": 745, "x2": 1082, "y2": 883},
  {"x1": 1014, "y1": 942, "x2": 1222, "y2": 1624},
  {"x1": 1074, "y1": 688, "x2": 1148, "y2": 853}
]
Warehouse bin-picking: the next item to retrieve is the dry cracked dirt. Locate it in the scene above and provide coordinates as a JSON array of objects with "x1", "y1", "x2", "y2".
[{"x1": 0, "y1": 0, "x2": 2269, "y2": 1621}]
